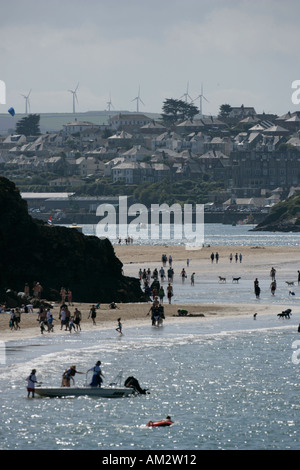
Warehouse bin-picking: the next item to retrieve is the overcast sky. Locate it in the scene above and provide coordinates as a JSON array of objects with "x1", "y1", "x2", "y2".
[{"x1": 1, "y1": 0, "x2": 300, "y2": 116}]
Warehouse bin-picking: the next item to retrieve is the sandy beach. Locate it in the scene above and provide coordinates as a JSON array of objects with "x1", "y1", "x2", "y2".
[{"x1": 1, "y1": 244, "x2": 299, "y2": 342}]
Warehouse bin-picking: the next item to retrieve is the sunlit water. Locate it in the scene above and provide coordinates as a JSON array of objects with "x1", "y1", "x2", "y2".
[
  {"x1": 1, "y1": 315, "x2": 300, "y2": 450},
  {"x1": 1, "y1": 225, "x2": 300, "y2": 450},
  {"x1": 81, "y1": 223, "x2": 300, "y2": 247}
]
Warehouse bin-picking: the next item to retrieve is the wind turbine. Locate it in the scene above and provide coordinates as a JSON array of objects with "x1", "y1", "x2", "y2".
[
  {"x1": 180, "y1": 82, "x2": 193, "y2": 103},
  {"x1": 107, "y1": 92, "x2": 114, "y2": 112},
  {"x1": 21, "y1": 89, "x2": 31, "y2": 114},
  {"x1": 193, "y1": 84, "x2": 209, "y2": 118},
  {"x1": 131, "y1": 86, "x2": 145, "y2": 113},
  {"x1": 68, "y1": 83, "x2": 79, "y2": 113}
]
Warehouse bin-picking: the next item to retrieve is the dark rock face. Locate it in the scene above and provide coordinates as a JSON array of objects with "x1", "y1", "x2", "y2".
[
  {"x1": 252, "y1": 193, "x2": 300, "y2": 232},
  {"x1": 0, "y1": 177, "x2": 144, "y2": 303}
]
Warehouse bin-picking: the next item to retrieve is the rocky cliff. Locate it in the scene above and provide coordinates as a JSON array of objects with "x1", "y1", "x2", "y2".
[
  {"x1": 253, "y1": 193, "x2": 300, "y2": 232},
  {"x1": 0, "y1": 177, "x2": 144, "y2": 303}
]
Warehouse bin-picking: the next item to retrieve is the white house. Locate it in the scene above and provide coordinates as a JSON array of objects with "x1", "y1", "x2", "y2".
[{"x1": 76, "y1": 156, "x2": 104, "y2": 176}]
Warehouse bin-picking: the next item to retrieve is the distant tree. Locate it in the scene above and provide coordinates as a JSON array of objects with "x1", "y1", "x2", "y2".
[
  {"x1": 218, "y1": 104, "x2": 232, "y2": 119},
  {"x1": 15, "y1": 114, "x2": 41, "y2": 136},
  {"x1": 161, "y1": 98, "x2": 199, "y2": 125}
]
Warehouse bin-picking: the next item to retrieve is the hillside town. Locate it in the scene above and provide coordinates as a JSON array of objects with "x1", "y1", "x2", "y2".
[{"x1": 1, "y1": 104, "x2": 300, "y2": 223}]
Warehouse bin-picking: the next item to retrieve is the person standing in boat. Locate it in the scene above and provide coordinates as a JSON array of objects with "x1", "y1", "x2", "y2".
[{"x1": 87, "y1": 361, "x2": 104, "y2": 387}]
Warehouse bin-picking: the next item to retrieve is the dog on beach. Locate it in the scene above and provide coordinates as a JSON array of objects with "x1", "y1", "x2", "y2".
[
  {"x1": 232, "y1": 277, "x2": 241, "y2": 283},
  {"x1": 277, "y1": 308, "x2": 292, "y2": 319},
  {"x1": 289, "y1": 290, "x2": 295, "y2": 296},
  {"x1": 285, "y1": 281, "x2": 295, "y2": 286},
  {"x1": 218, "y1": 276, "x2": 226, "y2": 283}
]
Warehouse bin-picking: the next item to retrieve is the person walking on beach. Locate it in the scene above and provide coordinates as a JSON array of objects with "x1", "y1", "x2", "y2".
[
  {"x1": 60, "y1": 287, "x2": 66, "y2": 304},
  {"x1": 181, "y1": 268, "x2": 187, "y2": 283},
  {"x1": 254, "y1": 278, "x2": 260, "y2": 298},
  {"x1": 88, "y1": 305, "x2": 97, "y2": 325},
  {"x1": 67, "y1": 289, "x2": 73, "y2": 306},
  {"x1": 191, "y1": 273, "x2": 195, "y2": 286},
  {"x1": 167, "y1": 283, "x2": 173, "y2": 304},
  {"x1": 270, "y1": 267, "x2": 276, "y2": 281},
  {"x1": 210, "y1": 252, "x2": 214, "y2": 263},
  {"x1": 69, "y1": 316, "x2": 76, "y2": 333},
  {"x1": 167, "y1": 267, "x2": 174, "y2": 282},
  {"x1": 158, "y1": 286, "x2": 165, "y2": 303},
  {"x1": 74, "y1": 308, "x2": 82, "y2": 331},
  {"x1": 229, "y1": 253, "x2": 233, "y2": 263},
  {"x1": 59, "y1": 306, "x2": 67, "y2": 330},
  {"x1": 116, "y1": 318, "x2": 123, "y2": 335},
  {"x1": 270, "y1": 280, "x2": 276, "y2": 296},
  {"x1": 159, "y1": 267, "x2": 165, "y2": 282},
  {"x1": 26, "y1": 369, "x2": 42, "y2": 398}
]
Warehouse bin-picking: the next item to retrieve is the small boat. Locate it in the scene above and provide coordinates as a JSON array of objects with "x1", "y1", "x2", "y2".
[
  {"x1": 35, "y1": 386, "x2": 134, "y2": 398},
  {"x1": 68, "y1": 223, "x2": 83, "y2": 233},
  {"x1": 146, "y1": 419, "x2": 173, "y2": 427}
]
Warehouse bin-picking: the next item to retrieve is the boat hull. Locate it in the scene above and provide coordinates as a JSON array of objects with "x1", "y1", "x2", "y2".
[{"x1": 35, "y1": 386, "x2": 134, "y2": 398}]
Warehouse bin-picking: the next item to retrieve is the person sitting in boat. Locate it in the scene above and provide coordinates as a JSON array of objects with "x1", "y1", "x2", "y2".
[
  {"x1": 87, "y1": 361, "x2": 104, "y2": 387},
  {"x1": 61, "y1": 365, "x2": 85, "y2": 387}
]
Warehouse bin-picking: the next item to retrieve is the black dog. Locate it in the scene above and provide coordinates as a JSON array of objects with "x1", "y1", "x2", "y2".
[
  {"x1": 277, "y1": 308, "x2": 292, "y2": 319},
  {"x1": 232, "y1": 277, "x2": 241, "y2": 283}
]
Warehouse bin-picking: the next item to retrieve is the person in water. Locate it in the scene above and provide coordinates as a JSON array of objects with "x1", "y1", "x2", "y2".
[
  {"x1": 26, "y1": 369, "x2": 42, "y2": 398},
  {"x1": 116, "y1": 318, "x2": 123, "y2": 335},
  {"x1": 87, "y1": 361, "x2": 104, "y2": 387},
  {"x1": 61, "y1": 365, "x2": 84, "y2": 387}
]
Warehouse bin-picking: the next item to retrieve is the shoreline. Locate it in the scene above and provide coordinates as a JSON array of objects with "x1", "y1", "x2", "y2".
[
  {"x1": 0, "y1": 301, "x2": 291, "y2": 343},
  {"x1": 1, "y1": 243, "x2": 299, "y2": 342}
]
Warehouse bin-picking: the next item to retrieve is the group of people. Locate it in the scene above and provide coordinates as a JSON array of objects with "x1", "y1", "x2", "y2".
[
  {"x1": 9, "y1": 308, "x2": 21, "y2": 330},
  {"x1": 24, "y1": 281, "x2": 43, "y2": 299},
  {"x1": 147, "y1": 298, "x2": 165, "y2": 326},
  {"x1": 61, "y1": 361, "x2": 104, "y2": 387},
  {"x1": 59, "y1": 287, "x2": 73, "y2": 305},
  {"x1": 118, "y1": 236, "x2": 134, "y2": 244},
  {"x1": 210, "y1": 252, "x2": 243, "y2": 263},
  {"x1": 55, "y1": 304, "x2": 82, "y2": 333},
  {"x1": 253, "y1": 267, "x2": 299, "y2": 299},
  {"x1": 26, "y1": 361, "x2": 105, "y2": 397}
]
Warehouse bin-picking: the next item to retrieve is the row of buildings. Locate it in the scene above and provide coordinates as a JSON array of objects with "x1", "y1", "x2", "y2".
[{"x1": 1, "y1": 106, "x2": 300, "y2": 210}]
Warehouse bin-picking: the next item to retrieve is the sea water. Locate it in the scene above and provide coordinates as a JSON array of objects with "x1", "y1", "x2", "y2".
[
  {"x1": 82, "y1": 223, "x2": 300, "y2": 247},
  {"x1": 1, "y1": 225, "x2": 300, "y2": 451},
  {"x1": 0, "y1": 314, "x2": 300, "y2": 450}
]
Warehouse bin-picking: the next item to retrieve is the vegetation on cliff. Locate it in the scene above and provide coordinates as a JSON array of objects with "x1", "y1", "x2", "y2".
[
  {"x1": 253, "y1": 193, "x2": 300, "y2": 232},
  {"x1": 0, "y1": 177, "x2": 144, "y2": 304}
]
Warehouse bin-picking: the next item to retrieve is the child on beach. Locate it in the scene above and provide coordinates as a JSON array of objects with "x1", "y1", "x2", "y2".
[{"x1": 116, "y1": 318, "x2": 123, "y2": 335}]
